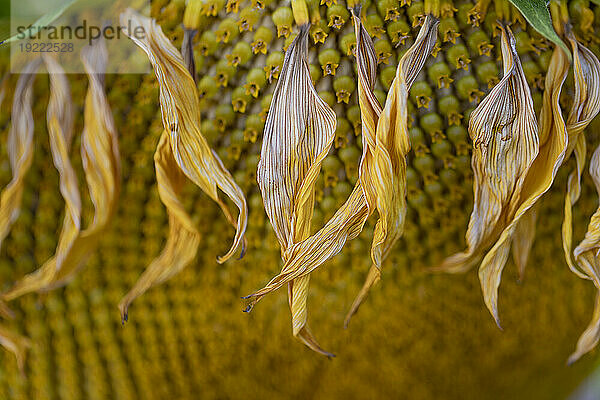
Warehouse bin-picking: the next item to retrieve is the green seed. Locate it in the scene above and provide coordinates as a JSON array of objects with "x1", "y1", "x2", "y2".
[
  {"x1": 231, "y1": 87, "x2": 252, "y2": 113},
  {"x1": 327, "y1": 5, "x2": 350, "y2": 30},
  {"x1": 455, "y1": 75, "x2": 484, "y2": 103},
  {"x1": 467, "y1": 30, "x2": 493, "y2": 57},
  {"x1": 364, "y1": 14, "x2": 385, "y2": 37},
  {"x1": 238, "y1": 7, "x2": 260, "y2": 32},
  {"x1": 198, "y1": 31, "x2": 218, "y2": 55},
  {"x1": 252, "y1": 26, "x2": 275, "y2": 54},
  {"x1": 244, "y1": 114, "x2": 264, "y2": 143},
  {"x1": 340, "y1": 32, "x2": 357, "y2": 56},
  {"x1": 333, "y1": 76, "x2": 356, "y2": 104},
  {"x1": 310, "y1": 20, "x2": 330, "y2": 44},
  {"x1": 318, "y1": 48, "x2": 341, "y2": 76},
  {"x1": 387, "y1": 20, "x2": 410, "y2": 47},
  {"x1": 427, "y1": 62, "x2": 453, "y2": 89},
  {"x1": 377, "y1": 0, "x2": 401, "y2": 22},
  {"x1": 264, "y1": 51, "x2": 284, "y2": 83},
  {"x1": 410, "y1": 81, "x2": 433, "y2": 109},
  {"x1": 215, "y1": 60, "x2": 236, "y2": 87},
  {"x1": 226, "y1": 42, "x2": 253, "y2": 67},
  {"x1": 319, "y1": 91, "x2": 337, "y2": 108},
  {"x1": 439, "y1": 18, "x2": 461, "y2": 43},
  {"x1": 198, "y1": 76, "x2": 218, "y2": 100},
  {"x1": 420, "y1": 113, "x2": 445, "y2": 143},
  {"x1": 244, "y1": 68, "x2": 267, "y2": 98},
  {"x1": 475, "y1": 61, "x2": 499, "y2": 89},
  {"x1": 215, "y1": 104, "x2": 235, "y2": 132},
  {"x1": 446, "y1": 44, "x2": 471, "y2": 70},
  {"x1": 374, "y1": 39, "x2": 393, "y2": 64},
  {"x1": 272, "y1": 7, "x2": 294, "y2": 37}
]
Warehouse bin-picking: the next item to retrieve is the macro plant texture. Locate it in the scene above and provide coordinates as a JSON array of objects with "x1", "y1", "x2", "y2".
[{"x1": 1, "y1": 0, "x2": 600, "y2": 399}]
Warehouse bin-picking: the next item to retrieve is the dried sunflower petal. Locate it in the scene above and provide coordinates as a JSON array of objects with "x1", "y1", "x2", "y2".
[
  {"x1": 436, "y1": 24, "x2": 539, "y2": 273},
  {"x1": 0, "y1": 325, "x2": 30, "y2": 373},
  {"x1": 4, "y1": 42, "x2": 121, "y2": 300},
  {"x1": 255, "y1": 23, "x2": 335, "y2": 356},
  {"x1": 511, "y1": 204, "x2": 536, "y2": 280},
  {"x1": 32, "y1": 54, "x2": 80, "y2": 284},
  {"x1": 568, "y1": 144, "x2": 600, "y2": 363},
  {"x1": 0, "y1": 59, "x2": 41, "y2": 249},
  {"x1": 4, "y1": 55, "x2": 82, "y2": 298},
  {"x1": 506, "y1": 38, "x2": 573, "y2": 280},
  {"x1": 435, "y1": 24, "x2": 569, "y2": 324},
  {"x1": 0, "y1": 69, "x2": 31, "y2": 374},
  {"x1": 476, "y1": 34, "x2": 570, "y2": 324},
  {"x1": 561, "y1": 31, "x2": 600, "y2": 280},
  {"x1": 246, "y1": 15, "x2": 439, "y2": 327},
  {"x1": 345, "y1": 12, "x2": 439, "y2": 325},
  {"x1": 119, "y1": 131, "x2": 200, "y2": 322},
  {"x1": 118, "y1": 10, "x2": 247, "y2": 319}
]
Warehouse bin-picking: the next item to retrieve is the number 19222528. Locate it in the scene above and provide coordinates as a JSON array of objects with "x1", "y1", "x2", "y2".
[{"x1": 19, "y1": 42, "x2": 74, "y2": 52}]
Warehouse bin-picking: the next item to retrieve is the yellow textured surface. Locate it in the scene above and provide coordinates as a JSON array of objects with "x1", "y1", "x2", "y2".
[{"x1": 0, "y1": 0, "x2": 599, "y2": 398}]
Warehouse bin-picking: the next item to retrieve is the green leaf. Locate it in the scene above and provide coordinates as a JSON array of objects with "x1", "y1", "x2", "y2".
[
  {"x1": 509, "y1": 0, "x2": 571, "y2": 62},
  {"x1": 591, "y1": 0, "x2": 600, "y2": 6},
  {"x1": 0, "y1": 0, "x2": 78, "y2": 45}
]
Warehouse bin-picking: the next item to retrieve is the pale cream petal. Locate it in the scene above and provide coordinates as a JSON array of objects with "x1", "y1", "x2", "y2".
[
  {"x1": 3, "y1": 55, "x2": 81, "y2": 299},
  {"x1": 370, "y1": 15, "x2": 438, "y2": 268},
  {"x1": 0, "y1": 67, "x2": 32, "y2": 375},
  {"x1": 559, "y1": 31, "x2": 600, "y2": 363},
  {"x1": 42, "y1": 55, "x2": 80, "y2": 272}
]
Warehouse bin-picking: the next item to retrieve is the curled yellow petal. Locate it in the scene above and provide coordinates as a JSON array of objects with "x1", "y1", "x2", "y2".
[
  {"x1": 255, "y1": 25, "x2": 336, "y2": 356},
  {"x1": 41, "y1": 55, "x2": 80, "y2": 279},
  {"x1": 118, "y1": 10, "x2": 247, "y2": 318},
  {"x1": 507, "y1": 41, "x2": 572, "y2": 280},
  {"x1": 345, "y1": 12, "x2": 439, "y2": 326},
  {"x1": 119, "y1": 132, "x2": 200, "y2": 322},
  {"x1": 0, "y1": 70, "x2": 31, "y2": 375},
  {"x1": 436, "y1": 24, "x2": 540, "y2": 277},
  {"x1": 568, "y1": 294, "x2": 600, "y2": 365},
  {"x1": 435, "y1": 24, "x2": 570, "y2": 325},
  {"x1": 371, "y1": 14, "x2": 438, "y2": 276},
  {"x1": 0, "y1": 325, "x2": 30, "y2": 373},
  {"x1": 562, "y1": 31, "x2": 600, "y2": 280},
  {"x1": 246, "y1": 15, "x2": 439, "y2": 326},
  {"x1": 477, "y1": 33, "x2": 568, "y2": 324},
  {"x1": 0, "y1": 59, "x2": 41, "y2": 250},
  {"x1": 4, "y1": 41, "x2": 121, "y2": 300},
  {"x1": 122, "y1": 10, "x2": 246, "y2": 263},
  {"x1": 4, "y1": 55, "x2": 80, "y2": 299},
  {"x1": 568, "y1": 144, "x2": 600, "y2": 363}
]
